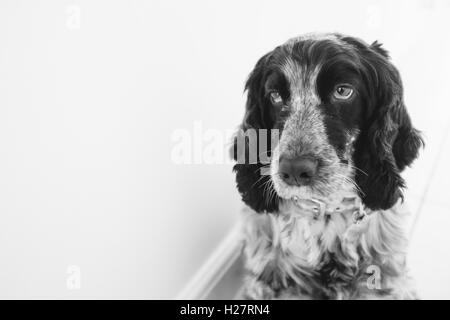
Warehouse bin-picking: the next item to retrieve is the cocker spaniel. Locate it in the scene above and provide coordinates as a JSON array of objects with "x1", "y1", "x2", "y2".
[{"x1": 232, "y1": 33, "x2": 423, "y2": 299}]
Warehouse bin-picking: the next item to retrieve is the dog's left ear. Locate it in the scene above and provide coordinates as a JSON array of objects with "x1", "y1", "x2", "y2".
[
  {"x1": 353, "y1": 41, "x2": 424, "y2": 210},
  {"x1": 231, "y1": 51, "x2": 280, "y2": 213}
]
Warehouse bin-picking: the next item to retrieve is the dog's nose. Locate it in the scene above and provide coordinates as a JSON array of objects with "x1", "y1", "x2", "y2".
[{"x1": 279, "y1": 156, "x2": 318, "y2": 186}]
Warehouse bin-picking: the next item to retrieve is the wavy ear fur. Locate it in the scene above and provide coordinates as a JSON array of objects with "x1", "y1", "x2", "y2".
[
  {"x1": 353, "y1": 41, "x2": 424, "y2": 210},
  {"x1": 232, "y1": 52, "x2": 280, "y2": 213}
]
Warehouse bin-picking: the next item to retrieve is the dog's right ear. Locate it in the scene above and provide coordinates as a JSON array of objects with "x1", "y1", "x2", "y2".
[{"x1": 231, "y1": 51, "x2": 280, "y2": 213}]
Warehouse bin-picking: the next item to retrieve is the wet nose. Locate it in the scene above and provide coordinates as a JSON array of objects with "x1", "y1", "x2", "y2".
[{"x1": 278, "y1": 156, "x2": 318, "y2": 186}]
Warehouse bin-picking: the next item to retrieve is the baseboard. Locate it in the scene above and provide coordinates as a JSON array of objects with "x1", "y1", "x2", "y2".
[{"x1": 176, "y1": 222, "x2": 244, "y2": 300}]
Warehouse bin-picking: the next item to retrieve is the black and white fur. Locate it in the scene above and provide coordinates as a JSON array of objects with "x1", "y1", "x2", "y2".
[{"x1": 232, "y1": 33, "x2": 423, "y2": 299}]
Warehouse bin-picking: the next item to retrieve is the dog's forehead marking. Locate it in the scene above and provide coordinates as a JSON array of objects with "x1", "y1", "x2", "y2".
[
  {"x1": 277, "y1": 55, "x2": 328, "y2": 161},
  {"x1": 283, "y1": 33, "x2": 356, "y2": 60},
  {"x1": 281, "y1": 56, "x2": 321, "y2": 109},
  {"x1": 279, "y1": 33, "x2": 352, "y2": 109}
]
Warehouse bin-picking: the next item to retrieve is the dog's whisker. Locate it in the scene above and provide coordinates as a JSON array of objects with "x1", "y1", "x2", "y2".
[
  {"x1": 251, "y1": 174, "x2": 268, "y2": 189},
  {"x1": 345, "y1": 163, "x2": 369, "y2": 176},
  {"x1": 334, "y1": 172, "x2": 365, "y2": 196}
]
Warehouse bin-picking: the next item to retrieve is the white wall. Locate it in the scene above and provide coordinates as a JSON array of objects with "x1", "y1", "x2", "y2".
[{"x1": 0, "y1": 0, "x2": 449, "y2": 299}]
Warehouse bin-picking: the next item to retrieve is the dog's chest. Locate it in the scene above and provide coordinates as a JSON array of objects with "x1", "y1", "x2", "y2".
[
  {"x1": 263, "y1": 202, "x2": 363, "y2": 268},
  {"x1": 242, "y1": 201, "x2": 375, "y2": 299},
  {"x1": 242, "y1": 200, "x2": 414, "y2": 299}
]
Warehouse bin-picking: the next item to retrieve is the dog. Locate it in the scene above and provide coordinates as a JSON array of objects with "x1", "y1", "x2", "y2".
[{"x1": 232, "y1": 33, "x2": 423, "y2": 299}]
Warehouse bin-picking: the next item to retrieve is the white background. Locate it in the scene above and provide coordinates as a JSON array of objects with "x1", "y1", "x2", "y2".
[{"x1": 0, "y1": 0, "x2": 449, "y2": 299}]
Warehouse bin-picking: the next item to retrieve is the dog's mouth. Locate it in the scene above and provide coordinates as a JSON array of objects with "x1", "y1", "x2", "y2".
[
  {"x1": 271, "y1": 169, "x2": 330, "y2": 201},
  {"x1": 270, "y1": 147, "x2": 355, "y2": 203}
]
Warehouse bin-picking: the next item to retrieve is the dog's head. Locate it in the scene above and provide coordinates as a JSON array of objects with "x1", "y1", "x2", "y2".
[{"x1": 232, "y1": 33, "x2": 423, "y2": 213}]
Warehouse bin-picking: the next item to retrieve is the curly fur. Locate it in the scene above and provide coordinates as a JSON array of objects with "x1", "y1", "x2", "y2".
[{"x1": 241, "y1": 198, "x2": 417, "y2": 299}]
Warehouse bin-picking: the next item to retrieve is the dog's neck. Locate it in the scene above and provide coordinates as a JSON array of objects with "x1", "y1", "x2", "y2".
[
  {"x1": 276, "y1": 180, "x2": 370, "y2": 224},
  {"x1": 289, "y1": 192, "x2": 368, "y2": 224},
  {"x1": 241, "y1": 181, "x2": 415, "y2": 299},
  {"x1": 242, "y1": 177, "x2": 414, "y2": 299}
]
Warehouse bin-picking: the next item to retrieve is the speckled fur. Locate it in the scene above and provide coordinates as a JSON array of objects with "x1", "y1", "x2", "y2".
[
  {"x1": 272, "y1": 50, "x2": 356, "y2": 201},
  {"x1": 241, "y1": 196, "x2": 417, "y2": 300}
]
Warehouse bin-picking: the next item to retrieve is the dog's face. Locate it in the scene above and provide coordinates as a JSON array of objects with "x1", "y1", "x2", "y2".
[{"x1": 233, "y1": 34, "x2": 423, "y2": 213}]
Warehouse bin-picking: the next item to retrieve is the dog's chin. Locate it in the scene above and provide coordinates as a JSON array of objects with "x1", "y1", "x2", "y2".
[
  {"x1": 271, "y1": 171, "x2": 356, "y2": 203},
  {"x1": 271, "y1": 174, "x2": 320, "y2": 200}
]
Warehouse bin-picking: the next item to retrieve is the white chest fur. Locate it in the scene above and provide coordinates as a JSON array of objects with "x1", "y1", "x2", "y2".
[{"x1": 241, "y1": 198, "x2": 415, "y2": 299}]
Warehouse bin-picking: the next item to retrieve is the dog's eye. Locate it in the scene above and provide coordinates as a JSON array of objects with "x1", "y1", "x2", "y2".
[
  {"x1": 333, "y1": 85, "x2": 354, "y2": 100},
  {"x1": 269, "y1": 91, "x2": 284, "y2": 106}
]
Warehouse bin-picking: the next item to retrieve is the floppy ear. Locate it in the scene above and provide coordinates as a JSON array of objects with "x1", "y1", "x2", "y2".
[
  {"x1": 353, "y1": 42, "x2": 424, "y2": 210},
  {"x1": 241, "y1": 52, "x2": 274, "y2": 130},
  {"x1": 231, "y1": 52, "x2": 280, "y2": 213}
]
